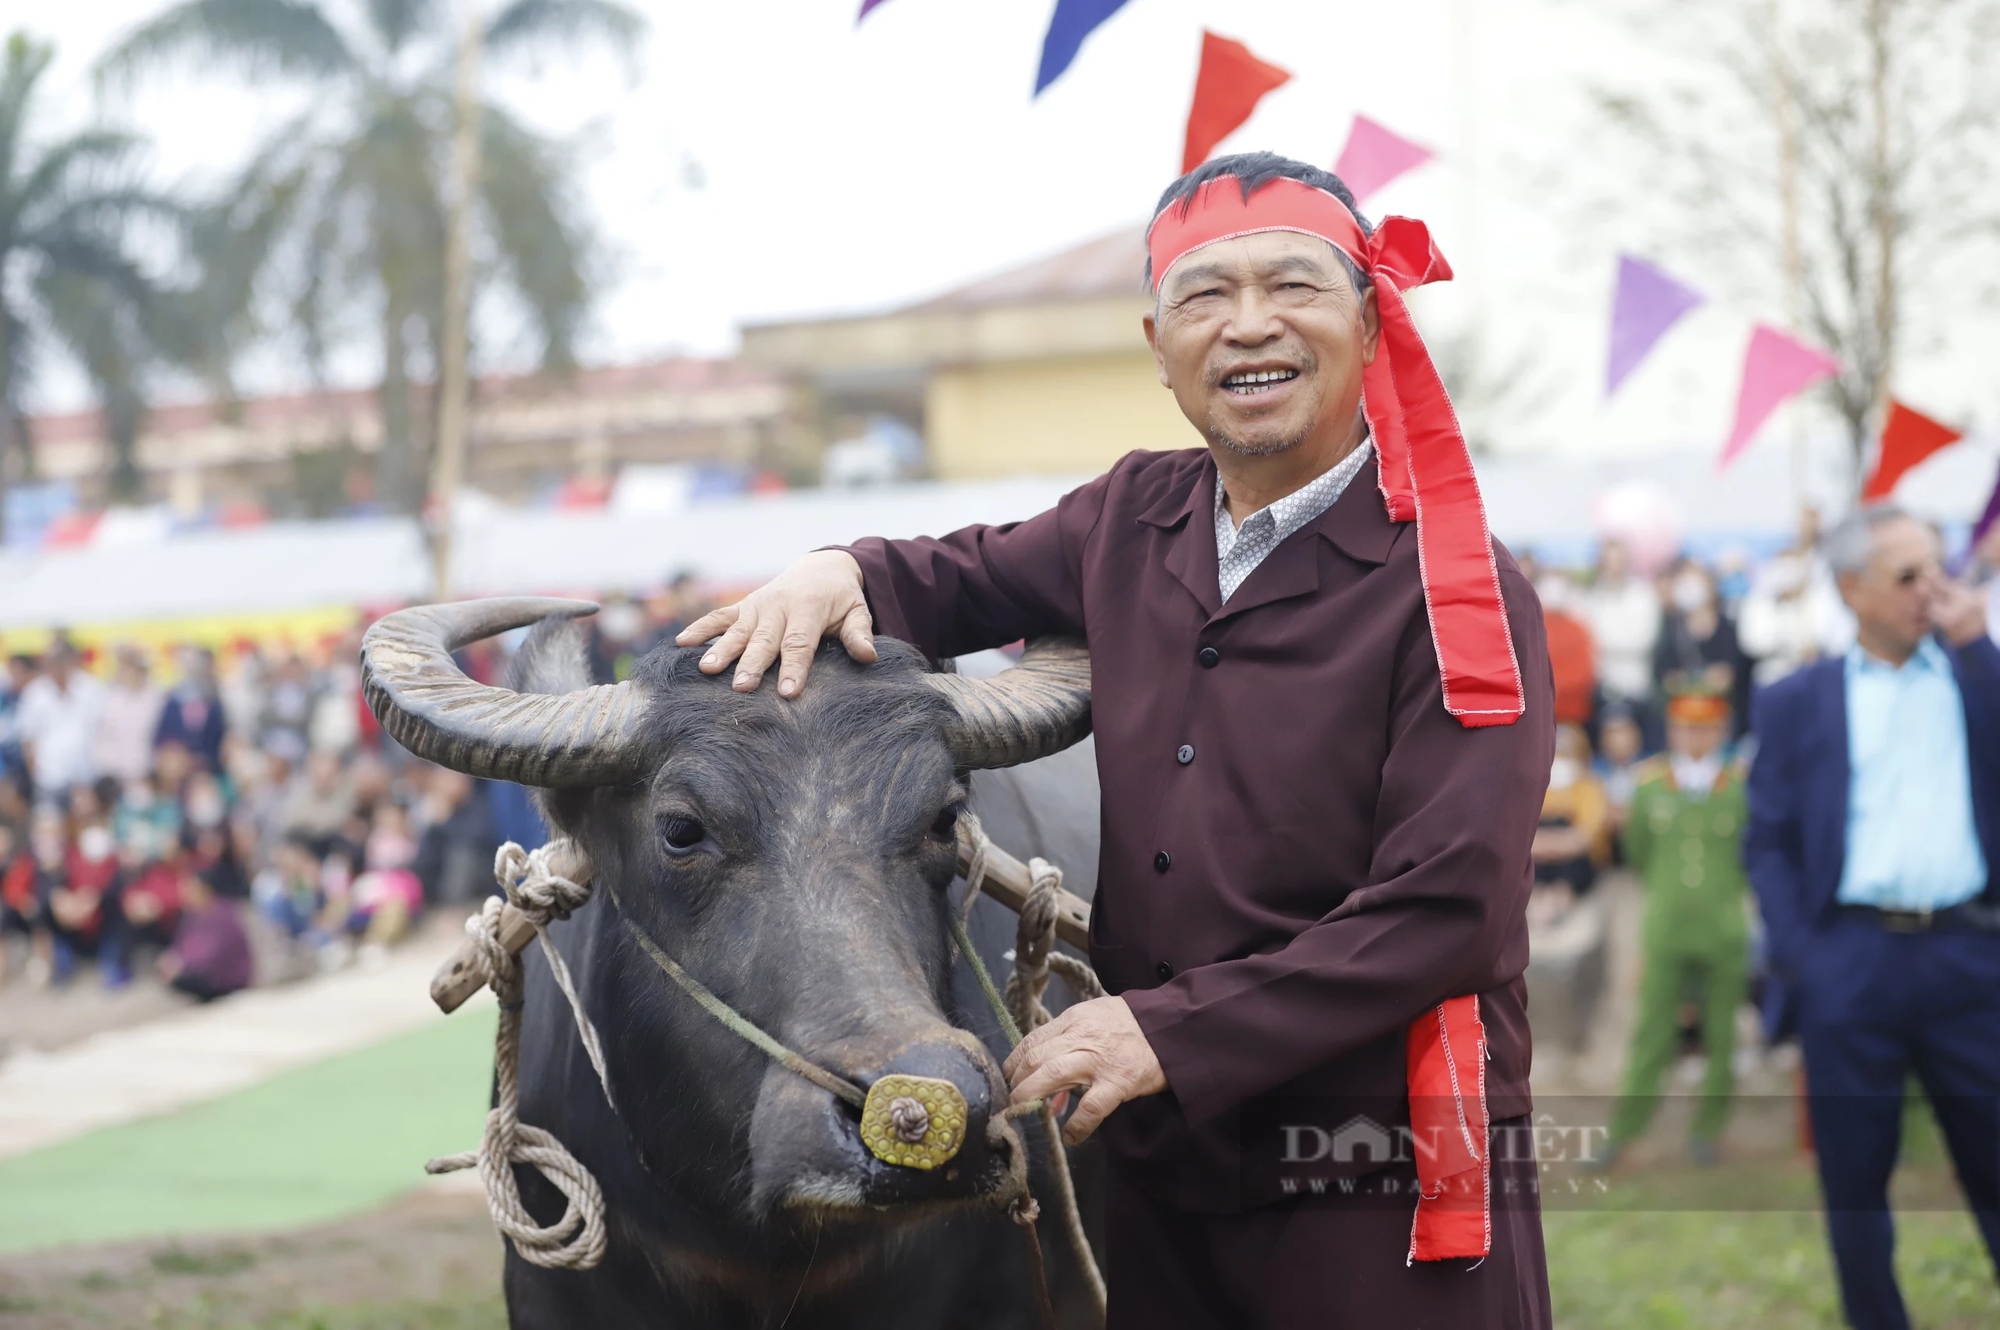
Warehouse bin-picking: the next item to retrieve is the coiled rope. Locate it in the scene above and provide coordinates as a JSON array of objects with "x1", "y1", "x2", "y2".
[{"x1": 424, "y1": 844, "x2": 609, "y2": 1269}]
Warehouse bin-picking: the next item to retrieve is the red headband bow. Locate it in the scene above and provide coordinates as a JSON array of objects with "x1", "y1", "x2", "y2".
[{"x1": 1147, "y1": 177, "x2": 1524, "y2": 728}]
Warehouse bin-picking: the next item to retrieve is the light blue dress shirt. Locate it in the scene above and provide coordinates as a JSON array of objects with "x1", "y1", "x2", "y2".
[{"x1": 1837, "y1": 638, "x2": 1989, "y2": 909}]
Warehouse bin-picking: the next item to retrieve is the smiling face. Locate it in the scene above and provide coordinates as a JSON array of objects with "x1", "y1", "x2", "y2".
[{"x1": 1144, "y1": 229, "x2": 1378, "y2": 460}]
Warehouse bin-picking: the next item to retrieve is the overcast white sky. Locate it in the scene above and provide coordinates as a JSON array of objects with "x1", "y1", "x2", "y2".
[{"x1": 23, "y1": 0, "x2": 2000, "y2": 469}]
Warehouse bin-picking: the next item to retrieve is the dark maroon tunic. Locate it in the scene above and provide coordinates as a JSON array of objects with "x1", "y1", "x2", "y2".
[{"x1": 847, "y1": 448, "x2": 1555, "y2": 1221}]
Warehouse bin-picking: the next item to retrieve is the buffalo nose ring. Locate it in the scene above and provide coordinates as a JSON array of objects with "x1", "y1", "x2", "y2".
[{"x1": 860, "y1": 1074, "x2": 969, "y2": 1170}]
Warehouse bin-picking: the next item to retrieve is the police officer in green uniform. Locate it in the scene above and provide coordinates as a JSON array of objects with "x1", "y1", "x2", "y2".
[{"x1": 1607, "y1": 689, "x2": 1750, "y2": 1166}]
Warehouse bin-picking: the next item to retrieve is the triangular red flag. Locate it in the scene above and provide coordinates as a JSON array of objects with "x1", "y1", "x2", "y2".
[
  {"x1": 1181, "y1": 31, "x2": 1290, "y2": 174},
  {"x1": 1863, "y1": 400, "x2": 1965, "y2": 500}
]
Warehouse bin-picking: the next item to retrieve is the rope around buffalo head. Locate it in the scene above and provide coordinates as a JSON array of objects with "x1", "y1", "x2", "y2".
[{"x1": 431, "y1": 829, "x2": 1104, "y2": 1320}]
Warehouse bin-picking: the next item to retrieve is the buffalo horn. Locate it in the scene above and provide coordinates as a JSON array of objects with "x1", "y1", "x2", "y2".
[
  {"x1": 923, "y1": 638, "x2": 1091, "y2": 769},
  {"x1": 361, "y1": 598, "x2": 652, "y2": 788}
]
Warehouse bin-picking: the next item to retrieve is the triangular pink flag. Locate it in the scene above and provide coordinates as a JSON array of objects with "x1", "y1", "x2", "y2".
[
  {"x1": 1717, "y1": 325, "x2": 1842, "y2": 470},
  {"x1": 1333, "y1": 114, "x2": 1435, "y2": 203}
]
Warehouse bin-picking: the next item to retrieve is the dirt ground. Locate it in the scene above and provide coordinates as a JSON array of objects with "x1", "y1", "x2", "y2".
[{"x1": 0, "y1": 1188, "x2": 503, "y2": 1329}]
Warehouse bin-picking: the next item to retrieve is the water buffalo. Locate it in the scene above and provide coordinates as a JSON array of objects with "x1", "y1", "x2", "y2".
[{"x1": 360, "y1": 599, "x2": 1105, "y2": 1329}]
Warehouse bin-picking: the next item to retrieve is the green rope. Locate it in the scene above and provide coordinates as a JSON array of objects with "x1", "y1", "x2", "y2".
[
  {"x1": 604, "y1": 882, "x2": 867, "y2": 1108},
  {"x1": 950, "y1": 908, "x2": 1025, "y2": 1048}
]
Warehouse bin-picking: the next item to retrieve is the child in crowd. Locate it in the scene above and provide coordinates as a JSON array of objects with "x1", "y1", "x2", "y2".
[
  {"x1": 1606, "y1": 690, "x2": 1751, "y2": 1168},
  {"x1": 253, "y1": 832, "x2": 326, "y2": 949},
  {"x1": 1594, "y1": 704, "x2": 1648, "y2": 836},
  {"x1": 105, "y1": 840, "x2": 180, "y2": 985},
  {"x1": 50, "y1": 793, "x2": 120, "y2": 985},
  {"x1": 158, "y1": 867, "x2": 251, "y2": 1001},
  {"x1": 115, "y1": 772, "x2": 183, "y2": 863},
  {"x1": 346, "y1": 802, "x2": 424, "y2": 956}
]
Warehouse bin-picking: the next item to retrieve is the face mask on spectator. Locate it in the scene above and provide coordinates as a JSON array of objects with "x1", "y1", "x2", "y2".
[
  {"x1": 1549, "y1": 756, "x2": 1581, "y2": 790},
  {"x1": 186, "y1": 788, "x2": 227, "y2": 828},
  {"x1": 1672, "y1": 573, "x2": 1713, "y2": 613},
  {"x1": 79, "y1": 825, "x2": 115, "y2": 862}
]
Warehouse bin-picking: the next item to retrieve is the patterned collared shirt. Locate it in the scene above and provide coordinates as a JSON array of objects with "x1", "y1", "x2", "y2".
[{"x1": 1213, "y1": 442, "x2": 1374, "y2": 602}]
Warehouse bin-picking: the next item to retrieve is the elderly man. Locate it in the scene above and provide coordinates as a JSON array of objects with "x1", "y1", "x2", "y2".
[
  {"x1": 683, "y1": 153, "x2": 1555, "y2": 1327},
  {"x1": 1747, "y1": 506, "x2": 2000, "y2": 1330}
]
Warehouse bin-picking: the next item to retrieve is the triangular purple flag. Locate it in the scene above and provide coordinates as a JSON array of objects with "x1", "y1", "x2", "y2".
[
  {"x1": 1607, "y1": 255, "x2": 1705, "y2": 396},
  {"x1": 857, "y1": 0, "x2": 890, "y2": 21},
  {"x1": 1035, "y1": 0, "x2": 1132, "y2": 94}
]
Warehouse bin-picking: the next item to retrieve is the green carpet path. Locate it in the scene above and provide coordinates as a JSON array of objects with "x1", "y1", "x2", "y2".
[{"x1": 0, "y1": 1006, "x2": 498, "y2": 1255}]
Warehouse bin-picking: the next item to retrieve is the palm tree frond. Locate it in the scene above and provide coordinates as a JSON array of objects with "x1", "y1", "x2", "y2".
[
  {"x1": 483, "y1": 0, "x2": 644, "y2": 64},
  {"x1": 96, "y1": 0, "x2": 359, "y2": 92},
  {"x1": 364, "y1": 0, "x2": 444, "y2": 55}
]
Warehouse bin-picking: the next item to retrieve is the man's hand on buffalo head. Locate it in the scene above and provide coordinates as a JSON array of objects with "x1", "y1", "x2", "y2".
[{"x1": 676, "y1": 549, "x2": 877, "y2": 696}]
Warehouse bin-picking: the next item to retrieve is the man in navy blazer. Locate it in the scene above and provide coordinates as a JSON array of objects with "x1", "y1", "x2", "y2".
[{"x1": 1747, "y1": 506, "x2": 2000, "y2": 1330}]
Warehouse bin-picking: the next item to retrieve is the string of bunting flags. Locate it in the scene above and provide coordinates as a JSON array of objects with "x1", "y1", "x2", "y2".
[
  {"x1": 860, "y1": 2, "x2": 1996, "y2": 527},
  {"x1": 1606, "y1": 255, "x2": 1989, "y2": 514}
]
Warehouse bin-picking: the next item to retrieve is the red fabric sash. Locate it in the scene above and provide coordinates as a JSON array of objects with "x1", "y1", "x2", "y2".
[
  {"x1": 1147, "y1": 176, "x2": 1525, "y2": 728},
  {"x1": 1405, "y1": 994, "x2": 1491, "y2": 1262}
]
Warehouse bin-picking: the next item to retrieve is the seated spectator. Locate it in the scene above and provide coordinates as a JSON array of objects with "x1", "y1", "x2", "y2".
[
  {"x1": 253, "y1": 833, "x2": 326, "y2": 948},
  {"x1": 114, "y1": 772, "x2": 183, "y2": 863},
  {"x1": 105, "y1": 841, "x2": 179, "y2": 987},
  {"x1": 1531, "y1": 724, "x2": 1612, "y2": 924},
  {"x1": 158, "y1": 867, "x2": 252, "y2": 1002},
  {"x1": 346, "y1": 803, "x2": 424, "y2": 956},
  {"x1": 50, "y1": 794, "x2": 120, "y2": 985},
  {"x1": 153, "y1": 739, "x2": 197, "y2": 803},
  {"x1": 280, "y1": 750, "x2": 356, "y2": 855}
]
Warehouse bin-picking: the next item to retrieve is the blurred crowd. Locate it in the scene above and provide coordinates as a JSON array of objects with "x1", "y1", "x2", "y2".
[
  {"x1": 1529, "y1": 513, "x2": 2000, "y2": 1174},
  {"x1": 1520, "y1": 514, "x2": 2000, "y2": 915},
  {"x1": 0, "y1": 577, "x2": 711, "y2": 1001}
]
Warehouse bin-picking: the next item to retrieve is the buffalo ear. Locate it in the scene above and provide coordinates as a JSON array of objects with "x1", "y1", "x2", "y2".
[
  {"x1": 504, "y1": 621, "x2": 604, "y2": 841},
  {"x1": 505, "y1": 617, "x2": 596, "y2": 696}
]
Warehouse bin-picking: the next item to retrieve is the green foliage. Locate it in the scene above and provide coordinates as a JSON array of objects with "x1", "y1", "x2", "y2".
[
  {"x1": 0, "y1": 31, "x2": 184, "y2": 510},
  {"x1": 98, "y1": 0, "x2": 645, "y2": 515}
]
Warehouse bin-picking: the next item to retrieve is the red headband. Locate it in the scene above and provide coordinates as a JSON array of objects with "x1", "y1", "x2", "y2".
[{"x1": 1146, "y1": 177, "x2": 1524, "y2": 728}]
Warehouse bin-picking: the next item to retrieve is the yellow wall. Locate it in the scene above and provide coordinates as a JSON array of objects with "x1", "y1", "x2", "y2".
[{"x1": 926, "y1": 351, "x2": 1199, "y2": 479}]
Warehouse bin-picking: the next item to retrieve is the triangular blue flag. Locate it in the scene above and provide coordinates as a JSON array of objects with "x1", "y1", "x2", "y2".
[{"x1": 1035, "y1": 0, "x2": 1132, "y2": 95}]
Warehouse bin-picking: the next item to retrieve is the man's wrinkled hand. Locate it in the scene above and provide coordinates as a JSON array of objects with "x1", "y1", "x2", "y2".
[
  {"x1": 675, "y1": 550, "x2": 876, "y2": 697},
  {"x1": 1003, "y1": 996, "x2": 1167, "y2": 1146}
]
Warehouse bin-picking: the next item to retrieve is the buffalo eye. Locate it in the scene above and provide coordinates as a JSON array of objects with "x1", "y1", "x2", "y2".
[
  {"x1": 659, "y1": 815, "x2": 707, "y2": 855},
  {"x1": 929, "y1": 803, "x2": 963, "y2": 841}
]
